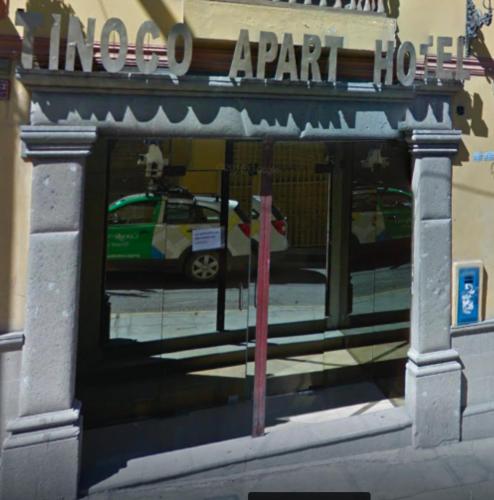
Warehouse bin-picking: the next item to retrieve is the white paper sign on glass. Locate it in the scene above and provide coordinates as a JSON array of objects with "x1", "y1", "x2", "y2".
[{"x1": 192, "y1": 227, "x2": 224, "y2": 252}]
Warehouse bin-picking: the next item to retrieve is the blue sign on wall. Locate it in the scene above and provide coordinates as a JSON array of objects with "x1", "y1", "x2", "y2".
[
  {"x1": 457, "y1": 267, "x2": 481, "y2": 325},
  {"x1": 472, "y1": 151, "x2": 494, "y2": 162}
]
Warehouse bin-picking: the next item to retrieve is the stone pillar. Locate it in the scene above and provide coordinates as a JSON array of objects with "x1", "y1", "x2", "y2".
[
  {"x1": 405, "y1": 129, "x2": 462, "y2": 448},
  {"x1": 1, "y1": 126, "x2": 97, "y2": 500}
]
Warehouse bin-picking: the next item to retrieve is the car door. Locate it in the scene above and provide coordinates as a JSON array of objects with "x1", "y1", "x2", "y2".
[
  {"x1": 151, "y1": 198, "x2": 167, "y2": 259},
  {"x1": 107, "y1": 199, "x2": 161, "y2": 260},
  {"x1": 164, "y1": 200, "x2": 207, "y2": 260}
]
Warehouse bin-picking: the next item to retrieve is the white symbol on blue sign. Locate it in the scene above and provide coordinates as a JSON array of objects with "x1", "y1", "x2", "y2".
[
  {"x1": 461, "y1": 283, "x2": 476, "y2": 315},
  {"x1": 457, "y1": 268, "x2": 480, "y2": 325}
]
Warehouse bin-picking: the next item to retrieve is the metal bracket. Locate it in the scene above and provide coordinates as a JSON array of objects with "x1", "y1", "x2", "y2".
[{"x1": 466, "y1": 0, "x2": 493, "y2": 55}]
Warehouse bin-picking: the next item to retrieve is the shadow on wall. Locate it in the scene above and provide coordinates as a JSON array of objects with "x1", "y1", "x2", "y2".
[
  {"x1": 26, "y1": 0, "x2": 73, "y2": 16},
  {"x1": 455, "y1": 90, "x2": 489, "y2": 138},
  {"x1": 137, "y1": 0, "x2": 179, "y2": 38},
  {"x1": 0, "y1": 0, "x2": 16, "y2": 36},
  {"x1": 23, "y1": 0, "x2": 180, "y2": 37},
  {"x1": 453, "y1": 89, "x2": 489, "y2": 166},
  {"x1": 470, "y1": 29, "x2": 493, "y2": 61},
  {"x1": 386, "y1": 0, "x2": 400, "y2": 18},
  {"x1": 452, "y1": 25, "x2": 491, "y2": 166},
  {"x1": 454, "y1": 140, "x2": 470, "y2": 166},
  {"x1": 26, "y1": 0, "x2": 74, "y2": 36}
]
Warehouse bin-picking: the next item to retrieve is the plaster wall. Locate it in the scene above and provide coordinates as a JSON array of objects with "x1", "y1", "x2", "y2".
[
  {"x1": 450, "y1": 41, "x2": 494, "y2": 319},
  {"x1": 0, "y1": 67, "x2": 30, "y2": 334},
  {"x1": 4, "y1": 0, "x2": 396, "y2": 50},
  {"x1": 6, "y1": 0, "x2": 182, "y2": 40},
  {"x1": 181, "y1": 139, "x2": 224, "y2": 194},
  {"x1": 184, "y1": 0, "x2": 396, "y2": 48},
  {"x1": 395, "y1": 0, "x2": 465, "y2": 45}
]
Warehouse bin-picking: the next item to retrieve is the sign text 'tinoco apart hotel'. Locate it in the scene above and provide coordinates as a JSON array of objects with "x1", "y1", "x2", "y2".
[{"x1": 16, "y1": 11, "x2": 471, "y2": 86}]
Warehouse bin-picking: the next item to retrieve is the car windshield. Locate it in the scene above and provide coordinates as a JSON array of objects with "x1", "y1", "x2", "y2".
[{"x1": 109, "y1": 201, "x2": 157, "y2": 224}]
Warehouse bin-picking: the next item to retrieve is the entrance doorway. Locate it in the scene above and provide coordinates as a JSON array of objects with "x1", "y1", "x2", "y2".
[{"x1": 77, "y1": 137, "x2": 412, "y2": 441}]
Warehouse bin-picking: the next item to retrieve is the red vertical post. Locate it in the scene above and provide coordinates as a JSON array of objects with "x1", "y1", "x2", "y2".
[
  {"x1": 252, "y1": 141, "x2": 273, "y2": 438},
  {"x1": 0, "y1": 1, "x2": 8, "y2": 19}
]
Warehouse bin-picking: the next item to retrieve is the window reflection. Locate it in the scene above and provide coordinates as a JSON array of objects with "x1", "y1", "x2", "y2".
[
  {"x1": 350, "y1": 142, "x2": 412, "y2": 318},
  {"x1": 82, "y1": 138, "x2": 412, "y2": 431}
]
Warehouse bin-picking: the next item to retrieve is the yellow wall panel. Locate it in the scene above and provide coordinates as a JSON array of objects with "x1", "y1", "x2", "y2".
[
  {"x1": 0, "y1": 70, "x2": 31, "y2": 332},
  {"x1": 396, "y1": 0, "x2": 464, "y2": 45},
  {"x1": 3, "y1": 0, "x2": 183, "y2": 39},
  {"x1": 453, "y1": 73, "x2": 494, "y2": 319},
  {"x1": 184, "y1": 0, "x2": 396, "y2": 49},
  {"x1": 190, "y1": 139, "x2": 225, "y2": 170}
]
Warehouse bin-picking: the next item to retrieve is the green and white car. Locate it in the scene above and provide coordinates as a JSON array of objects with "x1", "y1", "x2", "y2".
[{"x1": 106, "y1": 190, "x2": 288, "y2": 282}]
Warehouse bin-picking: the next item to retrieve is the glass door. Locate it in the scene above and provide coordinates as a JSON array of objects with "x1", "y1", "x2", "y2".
[
  {"x1": 84, "y1": 137, "x2": 412, "y2": 442},
  {"x1": 94, "y1": 138, "x2": 254, "y2": 434},
  {"x1": 346, "y1": 141, "x2": 412, "y2": 405},
  {"x1": 228, "y1": 141, "x2": 334, "y2": 433}
]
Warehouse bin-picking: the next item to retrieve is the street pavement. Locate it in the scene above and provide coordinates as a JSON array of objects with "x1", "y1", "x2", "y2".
[
  {"x1": 107, "y1": 264, "x2": 411, "y2": 342},
  {"x1": 83, "y1": 436, "x2": 494, "y2": 500},
  {"x1": 107, "y1": 265, "x2": 411, "y2": 313}
]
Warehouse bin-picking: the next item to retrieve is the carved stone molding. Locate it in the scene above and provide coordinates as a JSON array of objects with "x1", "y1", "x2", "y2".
[
  {"x1": 407, "y1": 129, "x2": 462, "y2": 157},
  {"x1": 0, "y1": 331, "x2": 24, "y2": 352},
  {"x1": 21, "y1": 125, "x2": 98, "y2": 160}
]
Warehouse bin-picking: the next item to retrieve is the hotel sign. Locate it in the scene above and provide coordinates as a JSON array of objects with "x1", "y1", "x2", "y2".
[
  {"x1": 230, "y1": 31, "x2": 470, "y2": 85},
  {"x1": 16, "y1": 11, "x2": 193, "y2": 76},
  {"x1": 16, "y1": 10, "x2": 470, "y2": 85}
]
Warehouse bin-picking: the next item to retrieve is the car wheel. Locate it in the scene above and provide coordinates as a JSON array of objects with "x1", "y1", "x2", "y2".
[{"x1": 185, "y1": 252, "x2": 220, "y2": 282}]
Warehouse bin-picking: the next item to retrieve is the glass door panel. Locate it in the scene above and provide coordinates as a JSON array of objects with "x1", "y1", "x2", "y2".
[
  {"x1": 268, "y1": 142, "x2": 330, "y2": 327},
  {"x1": 101, "y1": 138, "x2": 252, "y2": 428},
  {"x1": 239, "y1": 141, "x2": 331, "y2": 428},
  {"x1": 105, "y1": 139, "x2": 168, "y2": 345},
  {"x1": 347, "y1": 141, "x2": 412, "y2": 405},
  {"x1": 350, "y1": 141, "x2": 412, "y2": 319},
  {"x1": 226, "y1": 141, "x2": 260, "y2": 335},
  {"x1": 156, "y1": 139, "x2": 250, "y2": 421}
]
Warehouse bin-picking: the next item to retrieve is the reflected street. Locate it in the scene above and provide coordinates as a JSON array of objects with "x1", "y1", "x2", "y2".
[{"x1": 107, "y1": 259, "x2": 411, "y2": 342}]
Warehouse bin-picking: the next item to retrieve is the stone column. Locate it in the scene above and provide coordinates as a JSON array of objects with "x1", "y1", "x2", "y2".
[
  {"x1": 1, "y1": 126, "x2": 97, "y2": 500},
  {"x1": 405, "y1": 129, "x2": 462, "y2": 448}
]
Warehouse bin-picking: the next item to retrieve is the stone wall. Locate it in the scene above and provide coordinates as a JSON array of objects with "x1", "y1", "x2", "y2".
[
  {"x1": 452, "y1": 323, "x2": 494, "y2": 440},
  {"x1": 0, "y1": 345, "x2": 21, "y2": 455}
]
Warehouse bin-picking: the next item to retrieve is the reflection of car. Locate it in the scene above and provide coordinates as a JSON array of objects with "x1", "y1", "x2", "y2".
[
  {"x1": 250, "y1": 196, "x2": 289, "y2": 254},
  {"x1": 351, "y1": 187, "x2": 412, "y2": 246},
  {"x1": 106, "y1": 190, "x2": 288, "y2": 282}
]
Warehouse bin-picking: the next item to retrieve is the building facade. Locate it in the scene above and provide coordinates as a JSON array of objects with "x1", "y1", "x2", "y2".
[{"x1": 1, "y1": 0, "x2": 494, "y2": 498}]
